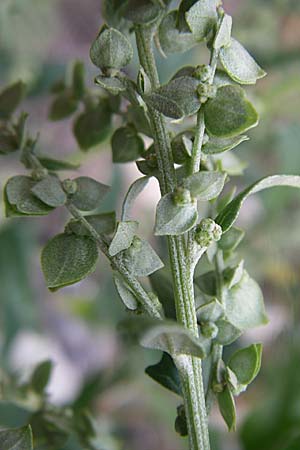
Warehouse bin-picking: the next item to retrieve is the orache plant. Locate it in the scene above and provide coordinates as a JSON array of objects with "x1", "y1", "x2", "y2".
[{"x1": 1, "y1": 1, "x2": 300, "y2": 449}]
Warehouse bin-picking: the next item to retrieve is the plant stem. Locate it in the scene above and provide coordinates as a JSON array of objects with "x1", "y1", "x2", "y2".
[
  {"x1": 66, "y1": 203, "x2": 162, "y2": 319},
  {"x1": 135, "y1": 25, "x2": 210, "y2": 450}
]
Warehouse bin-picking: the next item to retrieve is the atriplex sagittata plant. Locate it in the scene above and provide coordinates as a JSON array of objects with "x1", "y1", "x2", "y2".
[{"x1": 1, "y1": 1, "x2": 300, "y2": 449}]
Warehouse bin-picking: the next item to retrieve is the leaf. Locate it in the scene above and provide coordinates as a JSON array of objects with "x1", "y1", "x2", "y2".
[
  {"x1": 123, "y1": 237, "x2": 164, "y2": 276},
  {"x1": 185, "y1": 0, "x2": 218, "y2": 40},
  {"x1": 72, "y1": 60, "x2": 85, "y2": 100},
  {"x1": 0, "y1": 81, "x2": 26, "y2": 120},
  {"x1": 215, "y1": 319, "x2": 242, "y2": 345},
  {"x1": 217, "y1": 386, "x2": 236, "y2": 431},
  {"x1": 197, "y1": 299, "x2": 224, "y2": 323},
  {"x1": 113, "y1": 273, "x2": 138, "y2": 310},
  {"x1": 220, "y1": 38, "x2": 266, "y2": 85},
  {"x1": 182, "y1": 171, "x2": 226, "y2": 201},
  {"x1": 66, "y1": 212, "x2": 116, "y2": 237},
  {"x1": 127, "y1": 105, "x2": 152, "y2": 137},
  {"x1": 119, "y1": 317, "x2": 206, "y2": 358},
  {"x1": 95, "y1": 75, "x2": 126, "y2": 95},
  {"x1": 122, "y1": 0, "x2": 161, "y2": 24},
  {"x1": 195, "y1": 271, "x2": 217, "y2": 296},
  {"x1": 41, "y1": 233, "x2": 98, "y2": 291},
  {"x1": 73, "y1": 101, "x2": 112, "y2": 150},
  {"x1": 109, "y1": 221, "x2": 138, "y2": 256},
  {"x1": 223, "y1": 260, "x2": 244, "y2": 289},
  {"x1": 218, "y1": 226, "x2": 244, "y2": 252},
  {"x1": 154, "y1": 192, "x2": 198, "y2": 236},
  {"x1": 150, "y1": 270, "x2": 176, "y2": 319},
  {"x1": 31, "y1": 175, "x2": 67, "y2": 207},
  {"x1": 5, "y1": 175, "x2": 53, "y2": 216},
  {"x1": 121, "y1": 176, "x2": 149, "y2": 221},
  {"x1": 30, "y1": 360, "x2": 53, "y2": 394},
  {"x1": 216, "y1": 175, "x2": 300, "y2": 233},
  {"x1": 145, "y1": 352, "x2": 182, "y2": 395},
  {"x1": 228, "y1": 343, "x2": 262, "y2": 386},
  {"x1": 0, "y1": 425, "x2": 33, "y2": 450},
  {"x1": 224, "y1": 270, "x2": 268, "y2": 330},
  {"x1": 146, "y1": 76, "x2": 200, "y2": 119},
  {"x1": 111, "y1": 126, "x2": 145, "y2": 163},
  {"x1": 90, "y1": 26, "x2": 133, "y2": 71},
  {"x1": 214, "y1": 14, "x2": 232, "y2": 50},
  {"x1": 49, "y1": 90, "x2": 78, "y2": 121},
  {"x1": 158, "y1": 11, "x2": 196, "y2": 54},
  {"x1": 204, "y1": 85, "x2": 259, "y2": 138},
  {"x1": 202, "y1": 135, "x2": 249, "y2": 155},
  {"x1": 71, "y1": 176, "x2": 110, "y2": 211},
  {"x1": 171, "y1": 131, "x2": 193, "y2": 164},
  {"x1": 37, "y1": 156, "x2": 79, "y2": 171}
]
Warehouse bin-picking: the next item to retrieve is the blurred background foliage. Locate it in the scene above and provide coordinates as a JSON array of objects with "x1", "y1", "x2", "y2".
[{"x1": 0, "y1": 0, "x2": 299, "y2": 449}]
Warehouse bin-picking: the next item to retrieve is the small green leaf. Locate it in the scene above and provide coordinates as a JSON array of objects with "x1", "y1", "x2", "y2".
[
  {"x1": 0, "y1": 425, "x2": 33, "y2": 450},
  {"x1": 216, "y1": 175, "x2": 300, "y2": 233},
  {"x1": 195, "y1": 270, "x2": 217, "y2": 296},
  {"x1": 112, "y1": 126, "x2": 145, "y2": 163},
  {"x1": 220, "y1": 38, "x2": 266, "y2": 85},
  {"x1": 202, "y1": 135, "x2": 249, "y2": 155},
  {"x1": 119, "y1": 317, "x2": 206, "y2": 357},
  {"x1": 37, "y1": 156, "x2": 79, "y2": 171},
  {"x1": 31, "y1": 175, "x2": 67, "y2": 207},
  {"x1": 204, "y1": 85, "x2": 259, "y2": 138},
  {"x1": 73, "y1": 101, "x2": 112, "y2": 150},
  {"x1": 182, "y1": 171, "x2": 226, "y2": 201},
  {"x1": 127, "y1": 105, "x2": 152, "y2": 137},
  {"x1": 228, "y1": 343, "x2": 262, "y2": 386},
  {"x1": 49, "y1": 91, "x2": 78, "y2": 121},
  {"x1": 223, "y1": 260, "x2": 244, "y2": 289},
  {"x1": 121, "y1": 176, "x2": 149, "y2": 221},
  {"x1": 41, "y1": 233, "x2": 98, "y2": 291},
  {"x1": 197, "y1": 299, "x2": 224, "y2": 323},
  {"x1": 224, "y1": 270, "x2": 268, "y2": 330},
  {"x1": 146, "y1": 76, "x2": 200, "y2": 119},
  {"x1": 123, "y1": 237, "x2": 164, "y2": 276},
  {"x1": 154, "y1": 192, "x2": 198, "y2": 236},
  {"x1": 150, "y1": 270, "x2": 176, "y2": 319},
  {"x1": 113, "y1": 273, "x2": 138, "y2": 310},
  {"x1": 66, "y1": 212, "x2": 116, "y2": 236},
  {"x1": 145, "y1": 352, "x2": 182, "y2": 395},
  {"x1": 122, "y1": 0, "x2": 161, "y2": 24},
  {"x1": 158, "y1": 11, "x2": 196, "y2": 54},
  {"x1": 5, "y1": 175, "x2": 53, "y2": 216},
  {"x1": 95, "y1": 75, "x2": 126, "y2": 95},
  {"x1": 72, "y1": 60, "x2": 85, "y2": 99},
  {"x1": 31, "y1": 360, "x2": 53, "y2": 394},
  {"x1": 0, "y1": 125, "x2": 18, "y2": 155},
  {"x1": 109, "y1": 221, "x2": 138, "y2": 256},
  {"x1": 90, "y1": 26, "x2": 133, "y2": 72},
  {"x1": 185, "y1": 0, "x2": 218, "y2": 40},
  {"x1": 218, "y1": 226, "x2": 244, "y2": 252},
  {"x1": 215, "y1": 319, "x2": 242, "y2": 345},
  {"x1": 171, "y1": 131, "x2": 193, "y2": 164},
  {"x1": 71, "y1": 176, "x2": 110, "y2": 211},
  {"x1": 214, "y1": 14, "x2": 232, "y2": 50},
  {"x1": 0, "y1": 81, "x2": 26, "y2": 120},
  {"x1": 217, "y1": 386, "x2": 236, "y2": 431},
  {"x1": 214, "y1": 69, "x2": 236, "y2": 87}
]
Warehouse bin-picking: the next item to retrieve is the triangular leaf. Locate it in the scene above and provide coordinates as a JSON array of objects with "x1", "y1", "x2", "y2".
[
  {"x1": 123, "y1": 237, "x2": 164, "y2": 276},
  {"x1": 185, "y1": 0, "x2": 218, "y2": 40},
  {"x1": 109, "y1": 221, "x2": 138, "y2": 256},
  {"x1": 145, "y1": 352, "x2": 182, "y2": 395},
  {"x1": 113, "y1": 273, "x2": 138, "y2": 310},
  {"x1": 202, "y1": 135, "x2": 248, "y2": 155},
  {"x1": 31, "y1": 175, "x2": 67, "y2": 207},
  {"x1": 228, "y1": 343, "x2": 262, "y2": 386},
  {"x1": 30, "y1": 360, "x2": 53, "y2": 394},
  {"x1": 121, "y1": 176, "x2": 149, "y2": 221},
  {"x1": 0, "y1": 81, "x2": 26, "y2": 120},
  {"x1": 158, "y1": 11, "x2": 196, "y2": 54},
  {"x1": 182, "y1": 171, "x2": 226, "y2": 201},
  {"x1": 66, "y1": 212, "x2": 116, "y2": 237},
  {"x1": 112, "y1": 126, "x2": 145, "y2": 163},
  {"x1": 70, "y1": 176, "x2": 110, "y2": 211}
]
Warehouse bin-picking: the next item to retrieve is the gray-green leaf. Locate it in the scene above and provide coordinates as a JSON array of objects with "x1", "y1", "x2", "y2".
[
  {"x1": 228, "y1": 343, "x2": 262, "y2": 386},
  {"x1": 31, "y1": 175, "x2": 67, "y2": 207},
  {"x1": 122, "y1": 177, "x2": 149, "y2": 221},
  {"x1": 37, "y1": 156, "x2": 79, "y2": 171},
  {"x1": 122, "y1": 0, "x2": 161, "y2": 24},
  {"x1": 90, "y1": 27, "x2": 133, "y2": 72},
  {"x1": 95, "y1": 75, "x2": 126, "y2": 95},
  {"x1": 204, "y1": 85, "x2": 259, "y2": 138},
  {"x1": 145, "y1": 352, "x2": 182, "y2": 395},
  {"x1": 215, "y1": 319, "x2": 242, "y2": 345},
  {"x1": 31, "y1": 360, "x2": 53, "y2": 394},
  {"x1": 214, "y1": 14, "x2": 232, "y2": 50},
  {"x1": 217, "y1": 386, "x2": 236, "y2": 431},
  {"x1": 182, "y1": 171, "x2": 226, "y2": 201},
  {"x1": 0, "y1": 425, "x2": 33, "y2": 450},
  {"x1": 41, "y1": 233, "x2": 98, "y2": 291},
  {"x1": 197, "y1": 298, "x2": 224, "y2": 323},
  {"x1": 185, "y1": 0, "x2": 218, "y2": 40},
  {"x1": 158, "y1": 11, "x2": 196, "y2": 54},
  {"x1": 71, "y1": 176, "x2": 110, "y2": 211},
  {"x1": 202, "y1": 135, "x2": 248, "y2": 155},
  {"x1": 146, "y1": 76, "x2": 200, "y2": 119},
  {"x1": 220, "y1": 38, "x2": 266, "y2": 85},
  {"x1": 112, "y1": 126, "x2": 145, "y2": 163},
  {"x1": 216, "y1": 175, "x2": 300, "y2": 233},
  {"x1": 109, "y1": 221, "x2": 138, "y2": 256},
  {"x1": 66, "y1": 212, "x2": 116, "y2": 236},
  {"x1": 154, "y1": 192, "x2": 198, "y2": 236},
  {"x1": 49, "y1": 91, "x2": 78, "y2": 121},
  {"x1": 224, "y1": 270, "x2": 268, "y2": 330},
  {"x1": 0, "y1": 81, "x2": 26, "y2": 120},
  {"x1": 123, "y1": 237, "x2": 164, "y2": 276},
  {"x1": 113, "y1": 273, "x2": 138, "y2": 310}
]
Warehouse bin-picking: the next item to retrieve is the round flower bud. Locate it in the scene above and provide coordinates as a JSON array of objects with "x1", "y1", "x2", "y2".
[
  {"x1": 62, "y1": 179, "x2": 78, "y2": 195},
  {"x1": 31, "y1": 167, "x2": 48, "y2": 181},
  {"x1": 172, "y1": 187, "x2": 192, "y2": 206},
  {"x1": 193, "y1": 65, "x2": 213, "y2": 82},
  {"x1": 197, "y1": 83, "x2": 217, "y2": 104},
  {"x1": 195, "y1": 218, "x2": 222, "y2": 247},
  {"x1": 201, "y1": 321, "x2": 219, "y2": 339}
]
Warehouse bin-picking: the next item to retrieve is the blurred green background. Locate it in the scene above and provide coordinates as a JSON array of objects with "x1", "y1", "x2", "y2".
[{"x1": 0, "y1": 1, "x2": 300, "y2": 449}]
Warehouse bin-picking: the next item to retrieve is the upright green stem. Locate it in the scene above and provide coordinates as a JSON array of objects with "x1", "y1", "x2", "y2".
[{"x1": 135, "y1": 25, "x2": 210, "y2": 450}]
